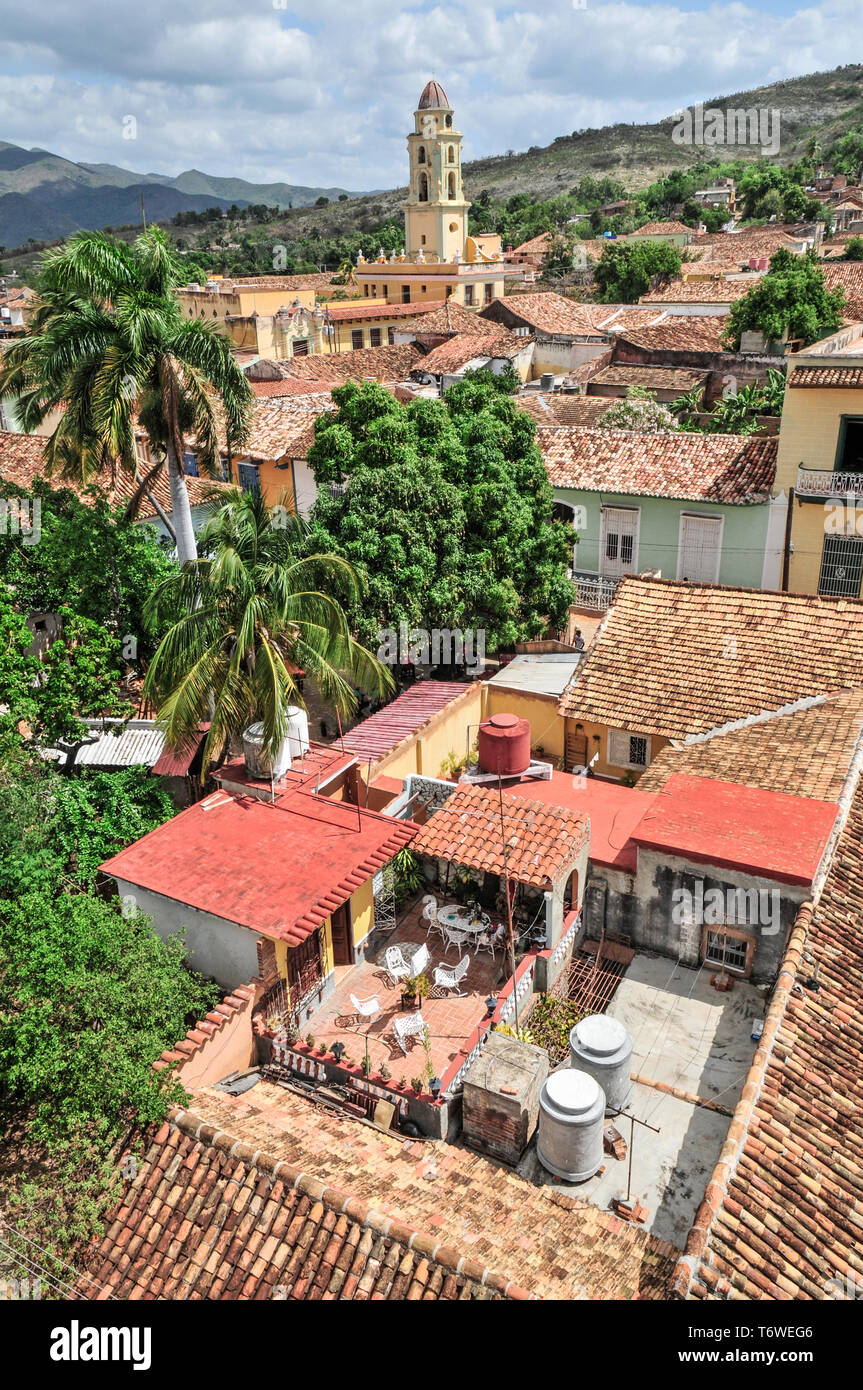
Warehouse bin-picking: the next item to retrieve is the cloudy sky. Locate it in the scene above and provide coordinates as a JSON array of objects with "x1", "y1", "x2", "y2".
[{"x1": 0, "y1": 0, "x2": 859, "y2": 191}]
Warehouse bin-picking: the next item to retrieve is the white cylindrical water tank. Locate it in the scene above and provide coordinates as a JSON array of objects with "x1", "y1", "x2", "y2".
[
  {"x1": 242, "y1": 722, "x2": 292, "y2": 781},
  {"x1": 537, "y1": 1068, "x2": 606, "y2": 1182},
  {"x1": 284, "y1": 705, "x2": 310, "y2": 761},
  {"x1": 569, "y1": 1014, "x2": 633, "y2": 1115}
]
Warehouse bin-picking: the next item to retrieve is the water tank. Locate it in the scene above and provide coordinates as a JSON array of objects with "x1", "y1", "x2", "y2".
[
  {"x1": 537, "y1": 1069, "x2": 606, "y2": 1182},
  {"x1": 569, "y1": 1014, "x2": 633, "y2": 1115},
  {"x1": 242, "y1": 723, "x2": 292, "y2": 780},
  {"x1": 540, "y1": 372, "x2": 555, "y2": 391},
  {"x1": 284, "y1": 705, "x2": 310, "y2": 760},
  {"x1": 477, "y1": 713, "x2": 531, "y2": 776}
]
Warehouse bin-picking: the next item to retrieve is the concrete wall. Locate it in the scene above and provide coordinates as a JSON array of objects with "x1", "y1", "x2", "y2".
[
  {"x1": 114, "y1": 879, "x2": 260, "y2": 988},
  {"x1": 552, "y1": 484, "x2": 774, "y2": 590}
]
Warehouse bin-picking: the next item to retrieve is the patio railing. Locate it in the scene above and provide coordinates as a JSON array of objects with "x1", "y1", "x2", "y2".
[
  {"x1": 797, "y1": 467, "x2": 863, "y2": 498},
  {"x1": 571, "y1": 572, "x2": 619, "y2": 612}
]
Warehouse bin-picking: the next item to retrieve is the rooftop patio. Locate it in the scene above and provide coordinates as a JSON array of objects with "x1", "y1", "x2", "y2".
[{"x1": 301, "y1": 899, "x2": 511, "y2": 1085}]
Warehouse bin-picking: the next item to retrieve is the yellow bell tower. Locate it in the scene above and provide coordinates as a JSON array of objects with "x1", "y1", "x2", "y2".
[{"x1": 404, "y1": 80, "x2": 470, "y2": 263}]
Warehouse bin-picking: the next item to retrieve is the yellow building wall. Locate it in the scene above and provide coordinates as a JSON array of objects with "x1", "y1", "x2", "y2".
[
  {"x1": 350, "y1": 878, "x2": 375, "y2": 947},
  {"x1": 484, "y1": 687, "x2": 565, "y2": 760},
  {"x1": 776, "y1": 380, "x2": 863, "y2": 596},
  {"x1": 564, "y1": 718, "x2": 670, "y2": 781},
  {"x1": 368, "y1": 683, "x2": 485, "y2": 784}
]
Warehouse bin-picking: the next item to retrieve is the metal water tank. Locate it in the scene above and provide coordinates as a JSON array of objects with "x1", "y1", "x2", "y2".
[
  {"x1": 569, "y1": 1014, "x2": 633, "y2": 1115},
  {"x1": 477, "y1": 712, "x2": 531, "y2": 776},
  {"x1": 284, "y1": 705, "x2": 310, "y2": 760},
  {"x1": 540, "y1": 372, "x2": 555, "y2": 391},
  {"x1": 537, "y1": 1068, "x2": 606, "y2": 1182},
  {"x1": 242, "y1": 723, "x2": 292, "y2": 780}
]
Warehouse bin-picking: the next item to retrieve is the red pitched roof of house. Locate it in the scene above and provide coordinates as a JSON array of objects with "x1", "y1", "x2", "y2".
[
  {"x1": 100, "y1": 789, "x2": 417, "y2": 946},
  {"x1": 413, "y1": 330, "x2": 526, "y2": 375}
]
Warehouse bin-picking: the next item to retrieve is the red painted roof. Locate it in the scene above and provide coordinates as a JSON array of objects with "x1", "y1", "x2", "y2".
[
  {"x1": 151, "y1": 724, "x2": 209, "y2": 777},
  {"x1": 100, "y1": 790, "x2": 417, "y2": 945},
  {"x1": 629, "y1": 772, "x2": 838, "y2": 885},
  {"x1": 505, "y1": 772, "x2": 654, "y2": 874},
  {"x1": 250, "y1": 378, "x2": 334, "y2": 397},
  {"x1": 341, "y1": 682, "x2": 471, "y2": 764},
  {"x1": 320, "y1": 301, "x2": 438, "y2": 322}
]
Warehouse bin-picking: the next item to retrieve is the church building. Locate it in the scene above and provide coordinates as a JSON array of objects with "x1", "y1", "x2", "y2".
[{"x1": 353, "y1": 81, "x2": 507, "y2": 309}]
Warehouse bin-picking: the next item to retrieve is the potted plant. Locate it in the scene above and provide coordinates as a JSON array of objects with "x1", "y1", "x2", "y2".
[
  {"x1": 401, "y1": 972, "x2": 431, "y2": 1011},
  {"x1": 379, "y1": 1062, "x2": 392, "y2": 1082},
  {"x1": 411, "y1": 1077, "x2": 424, "y2": 1094},
  {"x1": 360, "y1": 1055, "x2": 372, "y2": 1077},
  {"x1": 285, "y1": 1023, "x2": 299, "y2": 1046},
  {"x1": 305, "y1": 1033, "x2": 315, "y2": 1050}
]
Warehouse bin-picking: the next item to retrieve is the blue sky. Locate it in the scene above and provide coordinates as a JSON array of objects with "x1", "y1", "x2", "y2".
[{"x1": 0, "y1": 1, "x2": 859, "y2": 189}]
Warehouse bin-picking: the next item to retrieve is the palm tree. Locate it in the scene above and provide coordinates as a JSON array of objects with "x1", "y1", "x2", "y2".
[
  {"x1": 0, "y1": 227, "x2": 254, "y2": 565},
  {"x1": 142, "y1": 487, "x2": 393, "y2": 773}
]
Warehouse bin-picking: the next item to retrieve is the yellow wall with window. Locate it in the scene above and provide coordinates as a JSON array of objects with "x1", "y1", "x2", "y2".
[{"x1": 484, "y1": 687, "x2": 566, "y2": 760}]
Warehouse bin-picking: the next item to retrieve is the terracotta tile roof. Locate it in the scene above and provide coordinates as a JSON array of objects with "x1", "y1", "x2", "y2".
[
  {"x1": 243, "y1": 393, "x2": 333, "y2": 459},
  {"x1": 565, "y1": 348, "x2": 614, "y2": 384},
  {"x1": 691, "y1": 229, "x2": 806, "y2": 257},
  {"x1": 788, "y1": 364, "x2": 863, "y2": 389},
  {"x1": 413, "y1": 330, "x2": 526, "y2": 375},
  {"x1": 249, "y1": 377, "x2": 335, "y2": 397},
  {"x1": 279, "y1": 342, "x2": 424, "y2": 383},
  {"x1": 484, "y1": 292, "x2": 600, "y2": 336},
  {"x1": 319, "y1": 300, "x2": 438, "y2": 322},
  {"x1": 178, "y1": 1082, "x2": 678, "y2": 1299},
  {"x1": 538, "y1": 427, "x2": 777, "y2": 504},
  {"x1": 592, "y1": 306, "x2": 668, "y2": 335},
  {"x1": 99, "y1": 790, "x2": 418, "y2": 947},
  {"x1": 341, "y1": 681, "x2": 470, "y2": 765},
  {"x1": 512, "y1": 232, "x2": 553, "y2": 257},
  {"x1": 214, "y1": 273, "x2": 336, "y2": 293},
  {"x1": 675, "y1": 774, "x2": 863, "y2": 1301},
  {"x1": 630, "y1": 221, "x2": 692, "y2": 237},
  {"x1": 587, "y1": 365, "x2": 710, "y2": 392},
  {"x1": 615, "y1": 316, "x2": 729, "y2": 354},
  {"x1": 411, "y1": 782, "x2": 588, "y2": 889},
  {"x1": 558, "y1": 576, "x2": 863, "y2": 736},
  {"x1": 400, "y1": 299, "x2": 489, "y2": 336},
  {"x1": 518, "y1": 393, "x2": 615, "y2": 427},
  {"x1": 822, "y1": 261, "x2": 863, "y2": 321},
  {"x1": 637, "y1": 689, "x2": 863, "y2": 802},
  {"x1": 82, "y1": 1106, "x2": 520, "y2": 1300},
  {"x1": 641, "y1": 277, "x2": 760, "y2": 305},
  {"x1": 0, "y1": 430, "x2": 230, "y2": 522}
]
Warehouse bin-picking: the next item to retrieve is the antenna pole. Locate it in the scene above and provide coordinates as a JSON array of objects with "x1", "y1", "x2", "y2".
[{"x1": 497, "y1": 767, "x2": 519, "y2": 1035}]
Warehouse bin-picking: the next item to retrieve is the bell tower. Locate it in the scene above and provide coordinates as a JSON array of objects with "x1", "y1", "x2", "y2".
[{"x1": 404, "y1": 80, "x2": 470, "y2": 263}]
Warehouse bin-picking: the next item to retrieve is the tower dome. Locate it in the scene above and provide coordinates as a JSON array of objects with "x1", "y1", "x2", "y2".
[{"x1": 418, "y1": 79, "x2": 450, "y2": 110}]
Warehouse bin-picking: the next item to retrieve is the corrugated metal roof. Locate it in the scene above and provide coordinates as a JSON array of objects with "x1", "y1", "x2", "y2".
[
  {"x1": 341, "y1": 682, "x2": 470, "y2": 763},
  {"x1": 70, "y1": 720, "x2": 166, "y2": 768},
  {"x1": 487, "y1": 653, "x2": 582, "y2": 699}
]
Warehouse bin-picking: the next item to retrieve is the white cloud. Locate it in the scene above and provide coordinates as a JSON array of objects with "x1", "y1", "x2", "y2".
[{"x1": 0, "y1": 0, "x2": 857, "y2": 188}]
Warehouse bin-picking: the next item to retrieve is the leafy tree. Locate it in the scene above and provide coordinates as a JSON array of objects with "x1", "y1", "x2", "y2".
[
  {"x1": 0, "y1": 593, "x2": 130, "y2": 746},
  {"x1": 844, "y1": 236, "x2": 863, "y2": 261},
  {"x1": 0, "y1": 480, "x2": 177, "y2": 662},
  {"x1": 722, "y1": 248, "x2": 845, "y2": 349},
  {"x1": 593, "y1": 240, "x2": 681, "y2": 303},
  {"x1": 830, "y1": 127, "x2": 863, "y2": 178},
  {"x1": 0, "y1": 228, "x2": 254, "y2": 565},
  {"x1": 305, "y1": 374, "x2": 575, "y2": 651},
  {"x1": 144, "y1": 487, "x2": 391, "y2": 770},
  {"x1": 597, "y1": 387, "x2": 679, "y2": 433}
]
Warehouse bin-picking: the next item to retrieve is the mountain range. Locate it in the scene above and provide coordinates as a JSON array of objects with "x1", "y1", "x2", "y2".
[{"x1": 0, "y1": 143, "x2": 357, "y2": 249}]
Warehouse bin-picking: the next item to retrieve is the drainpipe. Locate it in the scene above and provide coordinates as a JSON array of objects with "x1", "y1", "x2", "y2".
[{"x1": 781, "y1": 484, "x2": 795, "y2": 591}]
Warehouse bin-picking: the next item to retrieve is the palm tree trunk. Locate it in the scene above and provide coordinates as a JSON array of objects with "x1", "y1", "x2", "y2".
[{"x1": 165, "y1": 440, "x2": 197, "y2": 564}]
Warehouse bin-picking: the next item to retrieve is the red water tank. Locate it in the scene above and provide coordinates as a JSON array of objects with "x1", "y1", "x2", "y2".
[{"x1": 477, "y1": 713, "x2": 531, "y2": 776}]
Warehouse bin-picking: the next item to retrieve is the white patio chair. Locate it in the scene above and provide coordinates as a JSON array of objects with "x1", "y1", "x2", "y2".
[
  {"x1": 408, "y1": 942, "x2": 430, "y2": 977},
  {"x1": 384, "y1": 945, "x2": 410, "y2": 988},
  {"x1": 421, "y1": 897, "x2": 441, "y2": 939},
  {"x1": 393, "y1": 1010, "x2": 427, "y2": 1054},
  {"x1": 442, "y1": 924, "x2": 471, "y2": 959},
  {"x1": 350, "y1": 992, "x2": 381, "y2": 1023},
  {"x1": 477, "y1": 924, "x2": 507, "y2": 957},
  {"x1": 432, "y1": 954, "x2": 471, "y2": 998}
]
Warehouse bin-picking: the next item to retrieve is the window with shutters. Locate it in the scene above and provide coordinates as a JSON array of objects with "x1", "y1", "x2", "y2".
[
  {"x1": 237, "y1": 463, "x2": 260, "y2": 494},
  {"x1": 608, "y1": 729, "x2": 651, "y2": 770},
  {"x1": 369, "y1": 327, "x2": 382, "y2": 347},
  {"x1": 182, "y1": 451, "x2": 199, "y2": 477},
  {"x1": 464, "y1": 285, "x2": 475, "y2": 306},
  {"x1": 599, "y1": 507, "x2": 639, "y2": 577},
  {"x1": 292, "y1": 338, "x2": 309, "y2": 356},
  {"x1": 818, "y1": 535, "x2": 863, "y2": 597},
  {"x1": 677, "y1": 513, "x2": 723, "y2": 583},
  {"x1": 401, "y1": 285, "x2": 410, "y2": 303},
  {"x1": 351, "y1": 329, "x2": 364, "y2": 350},
  {"x1": 387, "y1": 327, "x2": 396, "y2": 345},
  {"x1": 484, "y1": 283, "x2": 493, "y2": 305}
]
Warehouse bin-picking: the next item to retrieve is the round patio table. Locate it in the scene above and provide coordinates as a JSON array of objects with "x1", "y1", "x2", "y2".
[{"x1": 437, "y1": 904, "x2": 491, "y2": 936}]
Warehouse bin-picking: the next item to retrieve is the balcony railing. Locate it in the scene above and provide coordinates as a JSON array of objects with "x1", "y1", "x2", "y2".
[
  {"x1": 571, "y1": 572, "x2": 620, "y2": 612},
  {"x1": 796, "y1": 467, "x2": 863, "y2": 498}
]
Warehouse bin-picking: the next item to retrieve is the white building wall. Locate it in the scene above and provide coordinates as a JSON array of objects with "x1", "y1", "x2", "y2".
[{"x1": 113, "y1": 879, "x2": 260, "y2": 988}]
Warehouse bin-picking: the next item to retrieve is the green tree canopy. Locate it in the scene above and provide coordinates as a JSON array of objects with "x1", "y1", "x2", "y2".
[
  {"x1": 304, "y1": 373, "x2": 575, "y2": 651},
  {"x1": 593, "y1": 239, "x2": 682, "y2": 303},
  {"x1": 722, "y1": 248, "x2": 846, "y2": 349}
]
